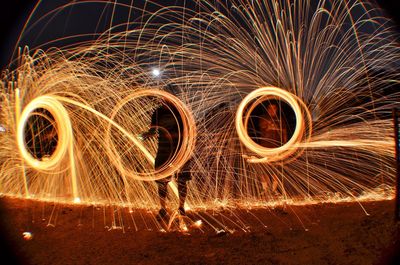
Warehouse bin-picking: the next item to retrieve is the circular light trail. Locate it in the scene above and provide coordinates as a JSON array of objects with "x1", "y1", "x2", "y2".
[
  {"x1": 16, "y1": 92, "x2": 79, "y2": 201},
  {"x1": 236, "y1": 86, "x2": 311, "y2": 163},
  {"x1": 17, "y1": 95, "x2": 73, "y2": 171},
  {"x1": 106, "y1": 89, "x2": 197, "y2": 181}
]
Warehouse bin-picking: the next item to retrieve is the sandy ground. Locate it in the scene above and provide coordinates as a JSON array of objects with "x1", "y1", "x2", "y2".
[{"x1": 0, "y1": 197, "x2": 399, "y2": 265}]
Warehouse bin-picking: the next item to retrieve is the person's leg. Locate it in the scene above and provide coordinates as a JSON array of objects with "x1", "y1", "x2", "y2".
[
  {"x1": 177, "y1": 172, "x2": 190, "y2": 215},
  {"x1": 261, "y1": 177, "x2": 268, "y2": 191},
  {"x1": 178, "y1": 179, "x2": 187, "y2": 214},
  {"x1": 156, "y1": 180, "x2": 169, "y2": 219},
  {"x1": 154, "y1": 152, "x2": 170, "y2": 218},
  {"x1": 261, "y1": 173, "x2": 278, "y2": 196},
  {"x1": 158, "y1": 181, "x2": 168, "y2": 206},
  {"x1": 271, "y1": 177, "x2": 279, "y2": 195},
  {"x1": 270, "y1": 171, "x2": 283, "y2": 196}
]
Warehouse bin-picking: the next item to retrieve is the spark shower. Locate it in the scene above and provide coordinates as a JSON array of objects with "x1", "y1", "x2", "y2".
[{"x1": 0, "y1": 0, "x2": 399, "y2": 210}]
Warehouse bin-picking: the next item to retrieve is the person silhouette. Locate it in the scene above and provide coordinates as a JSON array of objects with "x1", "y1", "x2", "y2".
[
  {"x1": 140, "y1": 99, "x2": 191, "y2": 220},
  {"x1": 258, "y1": 103, "x2": 287, "y2": 196}
]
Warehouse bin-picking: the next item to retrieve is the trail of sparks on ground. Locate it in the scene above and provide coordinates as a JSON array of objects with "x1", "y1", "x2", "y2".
[{"x1": 0, "y1": 0, "x2": 399, "y2": 230}]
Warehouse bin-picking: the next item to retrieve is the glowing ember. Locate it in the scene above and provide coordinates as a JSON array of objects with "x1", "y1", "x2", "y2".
[
  {"x1": 22, "y1": 232, "x2": 33, "y2": 240},
  {"x1": 194, "y1": 220, "x2": 202, "y2": 228}
]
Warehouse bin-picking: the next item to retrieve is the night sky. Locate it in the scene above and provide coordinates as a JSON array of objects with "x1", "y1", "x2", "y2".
[{"x1": 1, "y1": 0, "x2": 400, "y2": 70}]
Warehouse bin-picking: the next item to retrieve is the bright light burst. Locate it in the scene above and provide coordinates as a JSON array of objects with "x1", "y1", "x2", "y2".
[
  {"x1": 152, "y1": 68, "x2": 161, "y2": 77},
  {"x1": 0, "y1": 0, "x2": 399, "y2": 217}
]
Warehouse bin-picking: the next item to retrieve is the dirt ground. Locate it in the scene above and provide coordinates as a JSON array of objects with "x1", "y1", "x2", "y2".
[{"x1": 0, "y1": 197, "x2": 399, "y2": 265}]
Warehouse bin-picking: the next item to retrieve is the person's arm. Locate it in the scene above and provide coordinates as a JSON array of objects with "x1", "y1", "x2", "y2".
[
  {"x1": 138, "y1": 108, "x2": 159, "y2": 140},
  {"x1": 138, "y1": 127, "x2": 157, "y2": 140}
]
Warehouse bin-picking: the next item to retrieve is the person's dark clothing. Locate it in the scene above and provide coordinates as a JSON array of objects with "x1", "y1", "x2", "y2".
[
  {"x1": 151, "y1": 102, "x2": 182, "y2": 170},
  {"x1": 258, "y1": 116, "x2": 287, "y2": 148},
  {"x1": 144, "y1": 101, "x2": 191, "y2": 183}
]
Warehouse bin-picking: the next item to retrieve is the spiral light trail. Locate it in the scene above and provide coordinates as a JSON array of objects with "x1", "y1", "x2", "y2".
[{"x1": 236, "y1": 86, "x2": 310, "y2": 163}]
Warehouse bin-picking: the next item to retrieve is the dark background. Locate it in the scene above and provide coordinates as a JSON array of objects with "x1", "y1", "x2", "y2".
[{"x1": 0, "y1": 0, "x2": 37, "y2": 69}]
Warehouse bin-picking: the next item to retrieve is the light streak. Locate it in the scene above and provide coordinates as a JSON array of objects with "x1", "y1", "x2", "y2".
[
  {"x1": 16, "y1": 93, "x2": 79, "y2": 201},
  {"x1": 236, "y1": 86, "x2": 310, "y2": 163},
  {"x1": 0, "y1": 0, "x2": 398, "y2": 227},
  {"x1": 105, "y1": 89, "x2": 196, "y2": 181}
]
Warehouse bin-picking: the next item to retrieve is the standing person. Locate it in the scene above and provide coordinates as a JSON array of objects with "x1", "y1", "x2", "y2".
[
  {"x1": 140, "y1": 100, "x2": 191, "y2": 220},
  {"x1": 41, "y1": 125, "x2": 58, "y2": 160},
  {"x1": 258, "y1": 102, "x2": 288, "y2": 196}
]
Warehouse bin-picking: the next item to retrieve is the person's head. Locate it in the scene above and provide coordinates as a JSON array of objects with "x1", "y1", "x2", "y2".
[{"x1": 267, "y1": 103, "x2": 278, "y2": 117}]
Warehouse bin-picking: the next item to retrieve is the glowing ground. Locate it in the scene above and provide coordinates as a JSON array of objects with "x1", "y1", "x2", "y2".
[{"x1": 0, "y1": 197, "x2": 399, "y2": 265}]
